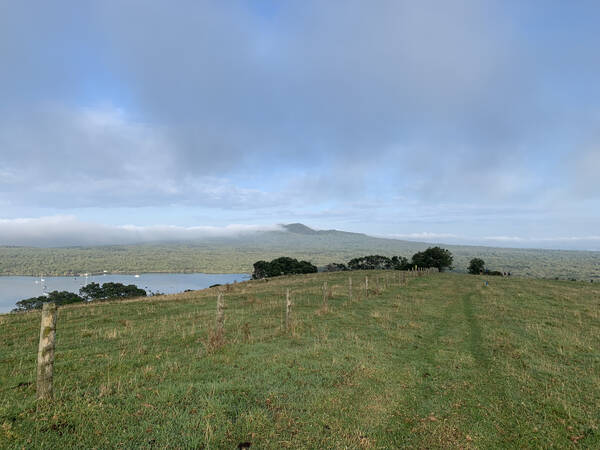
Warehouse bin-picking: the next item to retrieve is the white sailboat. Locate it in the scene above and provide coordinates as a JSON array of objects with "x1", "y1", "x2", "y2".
[{"x1": 39, "y1": 274, "x2": 48, "y2": 296}]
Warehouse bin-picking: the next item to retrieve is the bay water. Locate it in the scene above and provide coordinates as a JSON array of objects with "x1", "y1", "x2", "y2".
[{"x1": 0, "y1": 272, "x2": 250, "y2": 314}]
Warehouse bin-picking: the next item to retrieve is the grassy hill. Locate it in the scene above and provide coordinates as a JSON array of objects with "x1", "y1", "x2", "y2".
[
  {"x1": 1, "y1": 223, "x2": 599, "y2": 280},
  {"x1": 1, "y1": 271, "x2": 599, "y2": 448}
]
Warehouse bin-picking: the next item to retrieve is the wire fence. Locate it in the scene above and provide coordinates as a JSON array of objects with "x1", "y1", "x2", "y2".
[{"x1": 1, "y1": 268, "x2": 439, "y2": 399}]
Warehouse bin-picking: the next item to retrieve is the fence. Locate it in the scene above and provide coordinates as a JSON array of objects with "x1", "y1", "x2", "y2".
[{"x1": 14, "y1": 268, "x2": 439, "y2": 401}]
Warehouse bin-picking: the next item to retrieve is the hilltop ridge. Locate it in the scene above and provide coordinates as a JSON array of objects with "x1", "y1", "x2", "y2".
[
  {"x1": 282, "y1": 223, "x2": 367, "y2": 238},
  {"x1": 2, "y1": 271, "x2": 599, "y2": 447},
  {"x1": 282, "y1": 223, "x2": 321, "y2": 235}
]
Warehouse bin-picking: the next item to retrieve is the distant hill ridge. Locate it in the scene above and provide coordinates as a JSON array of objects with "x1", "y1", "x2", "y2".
[
  {"x1": 0, "y1": 222, "x2": 599, "y2": 280},
  {"x1": 282, "y1": 223, "x2": 320, "y2": 235},
  {"x1": 282, "y1": 223, "x2": 364, "y2": 237}
]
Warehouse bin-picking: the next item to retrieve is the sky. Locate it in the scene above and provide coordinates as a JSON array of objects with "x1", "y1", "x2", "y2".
[{"x1": 1, "y1": 1, "x2": 599, "y2": 250}]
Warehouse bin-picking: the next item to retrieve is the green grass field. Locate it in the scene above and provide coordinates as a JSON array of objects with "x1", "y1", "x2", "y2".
[{"x1": 1, "y1": 272, "x2": 599, "y2": 448}]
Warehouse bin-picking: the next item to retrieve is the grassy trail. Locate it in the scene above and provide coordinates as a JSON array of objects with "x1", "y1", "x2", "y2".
[{"x1": 1, "y1": 272, "x2": 599, "y2": 448}]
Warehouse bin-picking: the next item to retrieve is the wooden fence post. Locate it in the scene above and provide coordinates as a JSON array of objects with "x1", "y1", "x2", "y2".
[
  {"x1": 348, "y1": 277, "x2": 352, "y2": 301},
  {"x1": 216, "y1": 292, "x2": 224, "y2": 333},
  {"x1": 365, "y1": 276, "x2": 369, "y2": 297},
  {"x1": 322, "y1": 281, "x2": 328, "y2": 307},
  {"x1": 285, "y1": 288, "x2": 292, "y2": 332},
  {"x1": 37, "y1": 302, "x2": 57, "y2": 401}
]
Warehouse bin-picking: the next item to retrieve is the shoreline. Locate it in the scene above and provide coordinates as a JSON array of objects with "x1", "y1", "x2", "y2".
[
  {"x1": 0, "y1": 270, "x2": 250, "y2": 277},
  {"x1": 0, "y1": 272, "x2": 251, "y2": 314}
]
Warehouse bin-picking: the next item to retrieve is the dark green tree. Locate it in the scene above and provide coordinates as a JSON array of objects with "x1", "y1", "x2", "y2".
[
  {"x1": 13, "y1": 296, "x2": 46, "y2": 312},
  {"x1": 346, "y1": 255, "x2": 410, "y2": 271},
  {"x1": 252, "y1": 260, "x2": 271, "y2": 279},
  {"x1": 252, "y1": 257, "x2": 317, "y2": 279},
  {"x1": 411, "y1": 247, "x2": 453, "y2": 271},
  {"x1": 390, "y1": 256, "x2": 410, "y2": 270},
  {"x1": 100, "y1": 282, "x2": 146, "y2": 300},
  {"x1": 13, "y1": 290, "x2": 84, "y2": 312},
  {"x1": 323, "y1": 263, "x2": 348, "y2": 272},
  {"x1": 468, "y1": 258, "x2": 485, "y2": 274},
  {"x1": 79, "y1": 282, "x2": 103, "y2": 300},
  {"x1": 79, "y1": 282, "x2": 146, "y2": 301},
  {"x1": 347, "y1": 255, "x2": 393, "y2": 270}
]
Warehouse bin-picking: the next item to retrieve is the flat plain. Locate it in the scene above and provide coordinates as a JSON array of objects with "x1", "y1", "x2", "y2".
[{"x1": 1, "y1": 271, "x2": 599, "y2": 448}]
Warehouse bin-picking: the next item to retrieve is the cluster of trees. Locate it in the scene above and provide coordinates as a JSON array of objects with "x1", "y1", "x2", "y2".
[
  {"x1": 13, "y1": 291, "x2": 84, "y2": 312},
  {"x1": 13, "y1": 282, "x2": 147, "y2": 312},
  {"x1": 254, "y1": 247, "x2": 454, "y2": 279},
  {"x1": 248, "y1": 249, "x2": 510, "y2": 281},
  {"x1": 79, "y1": 282, "x2": 146, "y2": 301},
  {"x1": 467, "y1": 258, "x2": 506, "y2": 276},
  {"x1": 326, "y1": 247, "x2": 454, "y2": 273},
  {"x1": 347, "y1": 255, "x2": 409, "y2": 271},
  {"x1": 252, "y1": 257, "x2": 318, "y2": 279}
]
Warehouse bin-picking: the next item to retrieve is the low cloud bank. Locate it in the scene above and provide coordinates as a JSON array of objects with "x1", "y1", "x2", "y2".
[
  {"x1": 1, "y1": 216, "x2": 598, "y2": 251},
  {"x1": 0, "y1": 216, "x2": 283, "y2": 247}
]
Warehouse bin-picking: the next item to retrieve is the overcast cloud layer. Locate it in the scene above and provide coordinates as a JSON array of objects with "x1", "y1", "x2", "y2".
[{"x1": 1, "y1": 1, "x2": 599, "y2": 250}]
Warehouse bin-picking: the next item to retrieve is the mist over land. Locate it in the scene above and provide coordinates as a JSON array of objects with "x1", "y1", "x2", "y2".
[{"x1": 1, "y1": 217, "x2": 600, "y2": 252}]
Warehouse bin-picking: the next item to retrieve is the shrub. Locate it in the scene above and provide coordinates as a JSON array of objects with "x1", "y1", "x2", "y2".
[{"x1": 484, "y1": 270, "x2": 504, "y2": 276}]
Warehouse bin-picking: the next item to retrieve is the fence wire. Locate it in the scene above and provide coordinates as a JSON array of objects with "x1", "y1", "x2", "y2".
[{"x1": 2, "y1": 270, "x2": 436, "y2": 391}]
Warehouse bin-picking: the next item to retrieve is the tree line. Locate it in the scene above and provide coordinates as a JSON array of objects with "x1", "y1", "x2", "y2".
[
  {"x1": 13, "y1": 282, "x2": 147, "y2": 312},
  {"x1": 253, "y1": 247, "x2": 454, "y2": 279},
  {"x1": 14, "y1": 250, "x2": 507, "y2": 311},
  {"x1": 252, "y1": 249, "x2": 510, "y2": 280}
]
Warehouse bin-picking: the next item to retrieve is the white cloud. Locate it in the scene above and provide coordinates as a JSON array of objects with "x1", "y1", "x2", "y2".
[
  {"x1": 0, "y1": 1, "x2": 599, "y2": 244},
  {"x1": 1, "y1": 216, "x2": 599, "y2": 251},
  {"x1": 0, "y1": 104, "x2": 287, "y2": 209}
]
